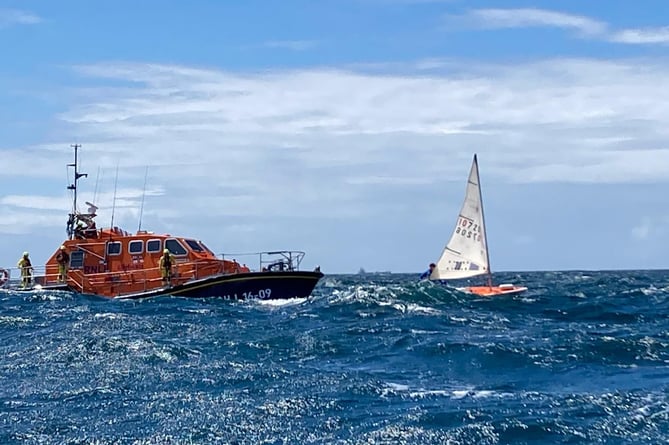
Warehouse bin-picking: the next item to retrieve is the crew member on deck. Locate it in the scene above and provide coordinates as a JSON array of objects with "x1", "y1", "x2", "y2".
[
  {"x1": 17, "y1": 252, "x2": 33, "y2": 289},
  {"x1": 159, "y1": 248, "x2": 175, "y2": 286},
  {"x1": 84, "y1": 221, "x2": 97, "y2": 238},
  {"x1": 420, "y1": 263, "x2": 436, "y2": 280},
  {"x1": 74, "y1": 221, "x2": 85, "y2": 239},
  {"x1": 56, "y1": 245, "x2": 70, "y2": 283}
]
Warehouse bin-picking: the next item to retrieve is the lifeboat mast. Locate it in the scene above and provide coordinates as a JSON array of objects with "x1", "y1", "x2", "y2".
[{"x1": 66, "y1": 144, "x2": 87, "y2": 240}]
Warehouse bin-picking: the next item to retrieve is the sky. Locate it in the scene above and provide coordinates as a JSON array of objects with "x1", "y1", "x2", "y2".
[{"x1": 1, "y1": 0, "x2": 669, "y2": 274}]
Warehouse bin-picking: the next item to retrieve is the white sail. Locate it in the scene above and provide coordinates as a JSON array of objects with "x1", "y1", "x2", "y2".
[{"x1": 431, "y1": 155, "x2": 489, "y2": 280}]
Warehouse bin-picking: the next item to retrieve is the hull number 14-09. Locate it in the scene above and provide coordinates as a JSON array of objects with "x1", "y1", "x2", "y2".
[{"x1": 221, "y1": 289, "x2": 272, "y2": 300}]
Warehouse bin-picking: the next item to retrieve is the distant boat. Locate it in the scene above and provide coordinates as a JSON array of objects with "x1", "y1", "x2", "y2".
[
  {"x1": 429, "y1": 154, "x2": 527, "y2": 297},
  {"x1": 0, "y1": 145, "x2": 323, "y2": 300},
  {"x1": 358, "y1": 268, "x2": 392, "y2": 276}
]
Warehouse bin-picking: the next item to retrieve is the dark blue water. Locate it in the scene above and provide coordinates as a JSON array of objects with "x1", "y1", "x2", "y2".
[{"x1": 2, "y1": 271, "x2": 669, "y2": 444}]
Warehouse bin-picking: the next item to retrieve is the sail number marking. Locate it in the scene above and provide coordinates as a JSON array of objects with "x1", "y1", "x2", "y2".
[{"x1": 455, "y1": 218, "x2": 481, "y2": 241}]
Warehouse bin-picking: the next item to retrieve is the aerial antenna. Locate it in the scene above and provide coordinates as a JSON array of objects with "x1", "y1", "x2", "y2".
[
  {"x1": 67, "y1": 144, "x2": 88, "y2": 214},
  {"x1": 138, "y1": 166, "x2": 149, "y2": 232},
  {"x1": 109, "y1": 161, "x2": 120, "y2": 236},
  {"x1": 66, "y1": 144, "x2": 87, "y2": 239},
  {"x1": 93, "y1": 166, "x2": 102, "y2": 206}
]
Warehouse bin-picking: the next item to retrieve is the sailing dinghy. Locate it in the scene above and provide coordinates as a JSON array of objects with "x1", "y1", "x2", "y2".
[{"x1": 429, "y1": 154, "x2": 527, "y2": 297}]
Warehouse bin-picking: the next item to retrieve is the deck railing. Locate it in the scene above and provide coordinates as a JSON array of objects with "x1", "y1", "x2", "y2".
[
  {"x1": 67, "y1": 260, "x2": 224, "y2": 297},
  {"x1": 218, "y1": 250, "x2": 306, "y2": 272},
  {"x1": 0, "y1": 265, "x2": 62, "y2": 289},
  {"x1": 69, "y1": 262, "x2": 205, "y2": 297}
]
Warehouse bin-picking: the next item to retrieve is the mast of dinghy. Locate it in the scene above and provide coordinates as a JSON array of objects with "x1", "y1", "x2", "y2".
[{"x1": 474, "y1": 154, "x2": 493, "y2": 288}]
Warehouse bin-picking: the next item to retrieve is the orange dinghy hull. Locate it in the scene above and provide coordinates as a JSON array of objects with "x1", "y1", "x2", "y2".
[{"x1": 459, "y1": 284, "x2": 528, "y2": 297}]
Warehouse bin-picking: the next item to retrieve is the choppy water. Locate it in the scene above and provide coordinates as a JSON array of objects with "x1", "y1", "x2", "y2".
[{"x1": 2, "y1": 270, "x2": 669, "y2": 444}]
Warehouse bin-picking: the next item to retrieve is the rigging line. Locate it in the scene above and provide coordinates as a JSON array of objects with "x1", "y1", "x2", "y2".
[
  {"x1": 138, "y1": 166, "x2": 149, "y2": 232},
  {"x1": 93, "y1": 166, "x2": 102, "y2": 206},
  {"x1": 109, "y1": 161, "x2": 120, "y2": 238}
]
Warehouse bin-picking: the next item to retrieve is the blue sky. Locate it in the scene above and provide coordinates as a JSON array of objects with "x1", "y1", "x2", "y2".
[{"x1": 1, "y1": 0, "x2": 669, "y2": 273}]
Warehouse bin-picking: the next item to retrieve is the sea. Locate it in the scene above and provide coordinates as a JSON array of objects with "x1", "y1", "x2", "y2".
[{"x1": 2, "y1": 270, "x2": 669, "y2": 444}]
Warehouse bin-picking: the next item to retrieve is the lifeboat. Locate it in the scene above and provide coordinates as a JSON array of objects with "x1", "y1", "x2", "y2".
[{"x1": 1, "y1": 145, "x2": 323, "y2": 300}]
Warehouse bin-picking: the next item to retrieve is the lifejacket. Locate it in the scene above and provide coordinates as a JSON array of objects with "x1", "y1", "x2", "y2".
[
  {"x1": 161, "y1": 254, "x2": 172, "y2": 269},
  {"x1": 56, "y1": 251, "x2": 70, "y2": 265}
]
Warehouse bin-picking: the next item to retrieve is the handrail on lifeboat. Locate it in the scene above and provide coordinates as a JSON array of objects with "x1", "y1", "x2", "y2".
[
  {"x1": 69, "y1": 261, "x2": 206, "y2": 297},
  {"x1": 67, "y1": 269, "x2": 85, "y2": 293},
  {"x1": 82, "y1": 266, "x2": 163, "y2": 297},
  {"x1": 217, "y1": 250, "x2": 306, "y2": 272},
  {"x1": 0, "y1": 265, "x2": 62, "y2": 289}
]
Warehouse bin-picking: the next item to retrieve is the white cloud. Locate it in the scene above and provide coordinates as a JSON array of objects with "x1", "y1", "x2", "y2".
[
  {"x1": 7, "y1": 60, "x2": 659, "y2": 220},
  {"x1": 611, "y1": 27, "x2": 669, "y2": 45},
  {"x1": 1, "y1": 194, "x2": 71, "y2": 211},
  {"x1": 455, "y1": 8, "x2": 669, "y2": 46},
  {"x1": 0, "y1": 9, "x2": 41, "y2": 28},
  {"x1": 5, "y1": 57, "x2": 669, "y2": 270},
  {"x1": 0, "y1": 209, "x2": 62, "y2": 235},
  {"x1": 464, "y1": 8, "x2": 607, "y2": 36},
  {"x1": 59, "y1": 60, "x2": 669, "y2": 184},
  {"x1": 12, "y1": 57, "x2": 663, "y2": 242}
]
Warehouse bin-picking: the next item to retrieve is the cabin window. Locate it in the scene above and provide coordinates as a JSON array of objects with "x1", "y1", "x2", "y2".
[
  {"x1": 184, "y1": 239, "x2": 204, "y2": 252},
  {"x1": 107, "y1": 241, "x2": 122, "y2": 256},
  {"x1": 129, "y1": 240, "x2": 143, "y2": 254},
  {"x1": 147, "y1": 239, "x2": 162, "y2": 253},
  {"x1": 199, "y1": 241, "x2": 214, "y2": 255},
  {"x1": 165, "y1": 238, "x2": 188, "y2": 256},
  {"x1": 70, "y1": 251, "x2": 84, "y2": 269}
]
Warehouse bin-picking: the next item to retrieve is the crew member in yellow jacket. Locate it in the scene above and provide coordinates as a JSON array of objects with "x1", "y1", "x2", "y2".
[
  {"x1": 17, "y1": 252, "x2": 33, "y2": 289},
  {"x1": 159, "y1": 249, "x2": 175, "y2": 286},
  {"x1": 56, "y1": 245, "x2": 70, "y2": 283}
]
